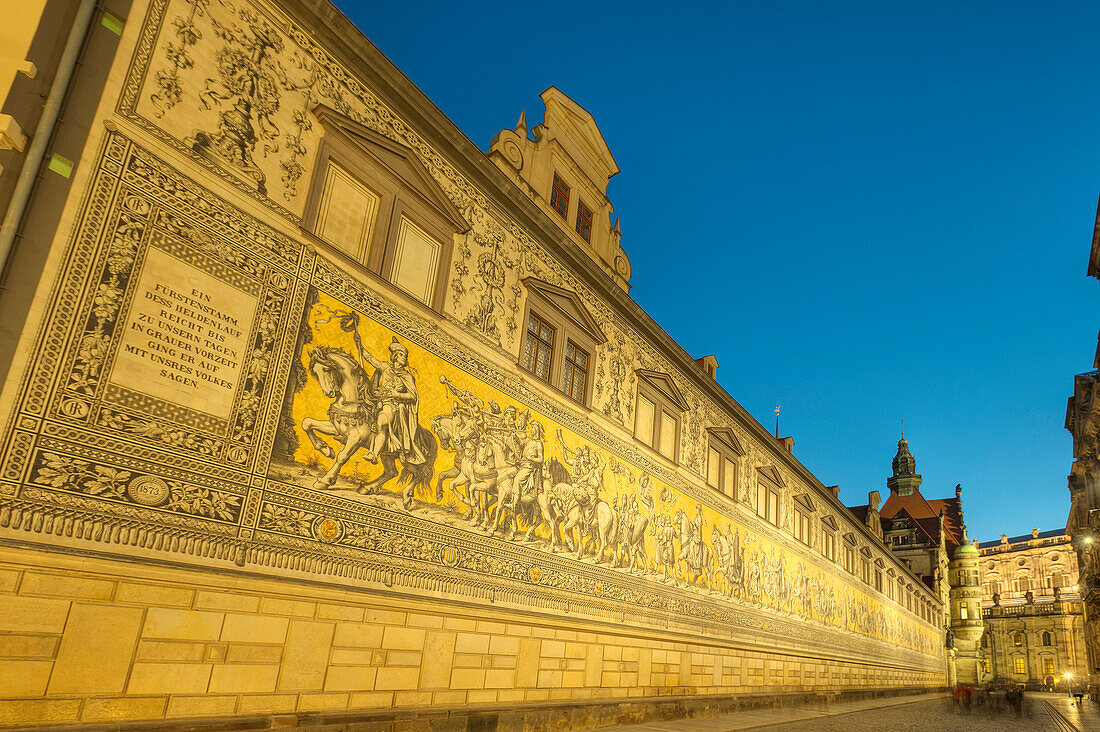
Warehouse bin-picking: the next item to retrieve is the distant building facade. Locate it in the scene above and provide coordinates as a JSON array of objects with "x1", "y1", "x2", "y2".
[
  {"x1": 849, "y1": 438, "x2": 981, "y2": 684},
  {"x1": 1065, "y1": 201, "x2": 1100, "y2": 699},
  {"x1": 977, "y1": 529, "x2": 1087, "y2": 688}
]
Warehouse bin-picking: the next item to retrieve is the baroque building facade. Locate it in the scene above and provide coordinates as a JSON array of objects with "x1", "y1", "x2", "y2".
[
  {"x1": 848, "y1": 439, "x2": 981, "y2": 684},
  {"x1": 976, "y1": 529, "x2": 1087, "y2": 688},
  {"x1": 0, "y1": 0, "x2": 946, "y2": 727},
  {"x1": 1065, "y1": 198, "x2": 1100, "y2": 700}
]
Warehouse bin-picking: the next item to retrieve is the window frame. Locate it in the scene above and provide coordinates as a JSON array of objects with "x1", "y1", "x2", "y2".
[
  {"x1": 706, "y1": 428, "x2": 743, "y2": 500},
  {"x1": 518, "y1": 278, "x2": 605, "y2": 408},
  {"x1": 521, "y1": 311, "x2": 556, "y2": 383},
  {"x1": 304, "y1": 114, "x2": 466, "y2": 313},
  {"x1": 575, "y1": 198, "x2": 593, "y2": 242},
  {"x1": 842, "y1": 534, "x2": 857, "y2": 574},
  {"x1": 820, "y1": 517, "x2": 837, "y2": 562},
  {"x1": 550, "y1": 172, "x2": 571, "y2": 219},
  {"x1": 561, "y1": 339, "x2": 590, "y2": 405},
  {"x1": 633, "y1": 371, "x2": 686, "y2": 463},
  {"x1": 756, "y1": 482, "x2": 780, "y2": 526},
  {"x1": 793, "y1": 507, "x2": 811, "y2": 545}
]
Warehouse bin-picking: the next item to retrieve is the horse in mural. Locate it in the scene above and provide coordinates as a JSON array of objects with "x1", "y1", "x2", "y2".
[
  {"x1": 429, "y1": 408, "x2": 477, "y2": 511},
  {"x1": 673, "y1": 507, "x2": 713, "y2": 589},
  {"x1": 545, "y1": 459, "x2": 617, "y2": 562},
  {"x1": 301, "y1": 346, "x2": 436, "y2": 507},
  {"x1": 711, "y1": 524, "x2": 744, "y2": 598}
]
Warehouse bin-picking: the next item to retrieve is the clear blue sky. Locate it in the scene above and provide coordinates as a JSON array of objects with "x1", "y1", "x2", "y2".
[{"x1": 335, "y1": 0, "x2": 1100, "y2": 542}]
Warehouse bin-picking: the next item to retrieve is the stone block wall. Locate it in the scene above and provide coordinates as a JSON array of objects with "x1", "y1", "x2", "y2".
[{"x1": 0, "y1": 544, "x2": 938, "y2": 727}]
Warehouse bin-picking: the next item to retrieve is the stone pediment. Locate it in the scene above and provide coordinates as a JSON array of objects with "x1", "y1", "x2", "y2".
[
  {"x1": 756, "y1": 465, "x2": 785, "y2": 488},
  {"x1": 522, "y1": 278, "x2": 606, "y2": 346},
  {"x1": 312, "y1": 104, "x2": 469, "y2": 233},
  {"x1": 636, "y1": 369, "x2": 688, "y2": 411},
  {"x1": 707, "y1": 427, "x2": 744, "y2": 456},
  {"x1": 793, "y1": 492, "x2": 816, "y2": 512},
  {"x1": 540, "y1": 86, "x2": 619, "y2": 187}
]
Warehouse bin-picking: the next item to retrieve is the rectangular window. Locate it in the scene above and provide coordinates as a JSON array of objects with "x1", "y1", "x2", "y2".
[
  {"x1": 561, "y1": 340, "x2": 589, "y2": 404},
  {"x1": 391, "y1": 216, "x2": 441, "y2": 304},
  {"x1": 635, "y1": 384, "x2": 680, "y2": 462},
  {"x1": 961, "y1": 605, "x2": 968, "y2": 620},
  {"x1": 635, "y1": 394, "x2": 655, "y2": 448},
  {"x1": 550, "y1": 174, "x2": 570, "y2": 218},
  {"x1": 793, "y1": 509, "x2": 810, "y2": 545},
  {"x1": 1052, "y1": 572, "x2": 1065, "y2": 588},
  {"x1": 1043, "y1": 658, "x2": 1054, "y2": 675},
  {"x1": 821, "y1": 527, "x2": 835, "y2": 561},
  {"x1": 844, "y1": 546, "x2": 855, "y2": 574},
  {"x1": 575, "y1": 199, "x2": 593, "y2": 242},
  {"x1": 706, "y1": 434, "x2": 739, "y2": 498},
  {"x1": 707, "y1": 447, "x2": 721, "y2": 488},
  {"x1": 875, "y1": 568, "x2": 883, "y2": 592},
  {"x1": 522, "y1": 313, "x2": 555, "y2": 382},
  {"x1": 861, "y1": 558, "x2": 871, "y2": 584},
  {"x1": 1014, "y1": 658, "x2": 1025, "y2": 674},
  {"x1": 757, "y1": 487, "x2": 779, "y2": 525},
  {"x1": 316, "y1": 162, "x2": 378, "y2": 260},
  {"x1": 659, "y1": 410, "x2": 677, "y2": 458}
]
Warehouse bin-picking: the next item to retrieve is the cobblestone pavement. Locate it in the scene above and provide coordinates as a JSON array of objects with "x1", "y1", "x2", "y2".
[{"x1": 766, "y1": 693, "x2": 1088, "y2": 731}]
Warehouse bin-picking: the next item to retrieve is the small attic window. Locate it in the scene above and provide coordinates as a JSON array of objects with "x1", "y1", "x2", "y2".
[
  {"x1": 575, "y1": 199, "x2": 593, "y2": 242},
  {"x1": 550, "y1": 173, "x2": 570, "y2": 219}
]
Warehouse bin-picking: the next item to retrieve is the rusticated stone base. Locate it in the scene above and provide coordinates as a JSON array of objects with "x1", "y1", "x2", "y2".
[{"x1": 11, "y1": 687, "x2": 940, "y2": 731}]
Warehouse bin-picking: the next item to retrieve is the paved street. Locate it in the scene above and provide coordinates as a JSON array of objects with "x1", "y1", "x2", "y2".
[{"x1": 596, "y1": 692, "x2": 1100, "y2": 732}]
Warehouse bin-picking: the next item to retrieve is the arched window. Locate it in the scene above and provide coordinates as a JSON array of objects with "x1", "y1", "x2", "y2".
[{"x1": 1042, "y1": 631, "x2": 1052, "y2": 646}]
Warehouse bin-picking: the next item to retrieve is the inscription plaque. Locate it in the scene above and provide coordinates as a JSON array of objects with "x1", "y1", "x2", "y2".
[{"x1": 109, "y1": 246, "x2": 258, "y2": 419}]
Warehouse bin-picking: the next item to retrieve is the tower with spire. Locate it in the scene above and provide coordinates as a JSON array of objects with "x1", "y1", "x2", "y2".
[{"x1": 847, "y1": 435, "x2": 978, "y2": 684}]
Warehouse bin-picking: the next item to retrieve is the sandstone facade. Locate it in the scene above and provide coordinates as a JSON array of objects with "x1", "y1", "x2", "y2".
[{"x1": 0, "y1": 0, "x2": 946, "y2": 726}]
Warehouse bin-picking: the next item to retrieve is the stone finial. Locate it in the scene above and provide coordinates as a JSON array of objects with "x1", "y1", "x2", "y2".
[
  {"x1": 955, "y1": 483, "x2": 962, "y2": 499},
  {"x1": 1000, "y1": 533, "x2": 1008, "y2": 545},
  {"x1": 515, "y1": 110, "x2": 527, "y2": 135},
  {"x1": 868, "y1": 490, "x2": 881, "y2": 512},
  {"x1": 1031, "y1": 528, "x2": 1039, "y2": 538}
]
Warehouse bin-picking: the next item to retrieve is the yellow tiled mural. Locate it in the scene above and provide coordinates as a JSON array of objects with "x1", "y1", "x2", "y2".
[{"x1": 271, "y1": 290, "x2": 938, "y2": 658}]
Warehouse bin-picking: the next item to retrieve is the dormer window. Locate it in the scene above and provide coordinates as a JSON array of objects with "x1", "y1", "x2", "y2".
[
  {"x1": 550, "y1": 173, "x2": 570, "y2": 218},
  {"x1": 305, "y1": 106, "x2": 468, "y2": 311},
  {"x1": 706, "y1": 428, "x2": 743, "y2": 499},
  {"x1": 575, "y1": 199, "x2": 593, "y2": 242},
  {"x1": 520, "y1": 278, "x2": 605, "y2": 406},
  {"x1": 634, "y1": 371, "x2": 688, "y2": 462}
]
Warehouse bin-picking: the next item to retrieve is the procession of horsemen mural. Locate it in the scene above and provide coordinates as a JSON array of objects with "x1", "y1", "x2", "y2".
[{"x1": 274, "y1": 291, "x2": 935, "y2": 654}]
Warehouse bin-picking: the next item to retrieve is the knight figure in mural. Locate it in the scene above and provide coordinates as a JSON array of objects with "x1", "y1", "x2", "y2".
[
  {"x1": 674, "y1": 503, "x2": 713, "y2": 589},
  {"x1": 301, "y1": 310, "x2": 436, "y2": 507},
  {"x1": 558, "y1": 432, "x2": 605, "y2": 531}
]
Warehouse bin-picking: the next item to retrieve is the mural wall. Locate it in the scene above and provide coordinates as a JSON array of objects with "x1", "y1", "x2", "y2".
[{"x1": 0, "y1": 1, "x2": 946, "y2": 721}]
